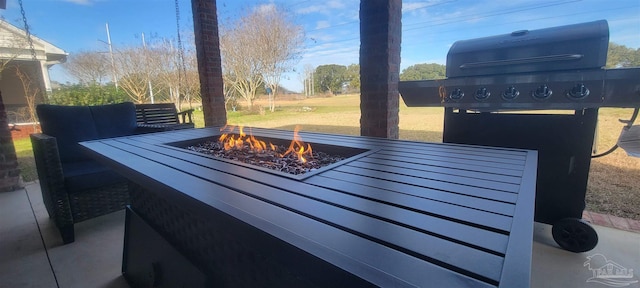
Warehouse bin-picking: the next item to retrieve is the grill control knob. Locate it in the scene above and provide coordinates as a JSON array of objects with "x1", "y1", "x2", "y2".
[
  {"x1": 475, "y1": 88, "x2": 490, "y2": 101},
  {"x1": 502, "y1": 86, "x2": 520, "y2": 100},
  {"x1": 533, "y1": 85, "x2": 552, "y2": 100},
  {"x1": 567, "y1": 83, "x2": 590, "y2": 99},
  {"x1": 449, "y1": 88, "x2": 464, "y2": 100}
]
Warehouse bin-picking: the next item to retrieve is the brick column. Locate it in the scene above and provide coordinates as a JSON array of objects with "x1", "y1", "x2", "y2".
[
  {"x1": 359, "y1": 0, "x2": 402, "y2": 139},
  {"x1": 0, "y1": 91, "x2": 21, "y2": 192},
  {"x1": 191, "y1": 0, "x2": 227, "y2": 127}
]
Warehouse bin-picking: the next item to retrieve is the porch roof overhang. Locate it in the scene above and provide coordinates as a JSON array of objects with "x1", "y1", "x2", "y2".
[{"x1": 0, "y1": 19, "x2": 68, "y2": 64}]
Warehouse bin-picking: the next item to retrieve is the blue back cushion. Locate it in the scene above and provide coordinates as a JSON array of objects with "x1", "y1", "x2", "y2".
[
  {"x1": 90, "y1": 102, "x2": 137, "y2": 138},
  {"x1": 37, "y1": 104, "x2": 99, "y2": 162}
]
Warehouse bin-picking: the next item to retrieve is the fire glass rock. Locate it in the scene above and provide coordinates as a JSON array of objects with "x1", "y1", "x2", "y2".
[{"x1": 185, "y1": 141, "x2": 346, "y2": 175}]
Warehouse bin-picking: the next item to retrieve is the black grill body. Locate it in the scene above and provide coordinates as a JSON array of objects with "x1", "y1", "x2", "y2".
[{"x1": 398, "y1": 20, "x2": 640, "y2": 253}]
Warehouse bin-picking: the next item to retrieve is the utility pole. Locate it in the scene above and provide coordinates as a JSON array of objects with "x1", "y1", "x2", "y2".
[
  {"x1": 105, "y1": 23, "x2": 118, "y2": 90},
  {"x1": 142, "y1": 32, "x2": 154, "y2": 103}
]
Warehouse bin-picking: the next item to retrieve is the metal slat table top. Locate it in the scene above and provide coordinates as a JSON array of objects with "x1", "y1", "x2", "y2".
[{"x1": 81, "y1": 127, "x2": 537, "y2": 288}]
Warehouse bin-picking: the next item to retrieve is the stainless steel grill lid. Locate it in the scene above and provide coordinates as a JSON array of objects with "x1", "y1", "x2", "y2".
[
  {"x1": 446, "y1": 20, "x2": 609, "y2": 78},
  {"x1": 399, "y1": 20, "x2": 639, "y2": 110}
]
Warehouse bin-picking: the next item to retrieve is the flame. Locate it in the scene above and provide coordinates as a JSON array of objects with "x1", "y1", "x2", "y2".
[
  {"x1": 218, "y1": 125, "x2": 313, "y2": 163},
  {"x1": 281, "y1": 125, "x2": 313, "y2": 163}
]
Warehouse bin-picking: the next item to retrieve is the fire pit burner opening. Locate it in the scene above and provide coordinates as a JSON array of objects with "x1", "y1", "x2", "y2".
[{"x1": 166, "y1": 133, "x2": 373, "y2": 180}]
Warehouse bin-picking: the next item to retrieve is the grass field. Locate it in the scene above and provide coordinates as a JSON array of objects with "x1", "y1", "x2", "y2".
[
  {"x1": 15, "y1": 137, "x2": 37, "y2": 183},
  {"x1": 16, "y1": 93, "x2": 640, "y2": 220}
]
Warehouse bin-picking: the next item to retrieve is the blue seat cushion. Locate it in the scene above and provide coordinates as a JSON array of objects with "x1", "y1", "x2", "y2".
[
  {"x1": 37, "y1": 102, "x2": 138, "y2": 163},
  {"x1": 90, "y1": 102, "x2": 138, "y2": 138},
  {"x1": 62, "y1": 161, "x2": 127, "y2": 193},
  {"x1": 37, "y1": 105, "x2": 99, "y2": 163}
]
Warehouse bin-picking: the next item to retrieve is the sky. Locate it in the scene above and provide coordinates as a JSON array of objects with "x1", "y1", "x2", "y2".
[{"x1": 1, "y1": 0, "x2": 639, "y2": 92}]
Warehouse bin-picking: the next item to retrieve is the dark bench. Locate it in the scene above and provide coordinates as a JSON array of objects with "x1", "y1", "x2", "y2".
[{"x1": 135, "y1": 103, "x2": 195, "y2": 132}]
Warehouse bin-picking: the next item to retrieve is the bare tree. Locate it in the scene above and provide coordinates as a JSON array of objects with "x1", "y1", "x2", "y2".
[
  {"x1": 113, "y1": 46, "x2": 151, "y2": 103},
  {"x1": 183, "y1": 48, "x2": 201, "y2": 107},
  {"x1": 222, "y1": 74, "x2": 238, "y2": 110},
  {"x1": 303, "y1": 64, "x2": 315, "y2": 97},
  {"x1": 62, "y1": 50, "x2": 109, "y2": 86},
  {"x1": 147, "y1": 39, "x2": 181, "y2": 107},
  {"x1": 220, "y1": 4, "x2": 303, "y2": 110},
  {"x1": 181, "y1": 31, "x2": 201, "y2": 109},
  {"x1": 0, "y1": 25, "x2": 44, "y2": 124},
  {"x1": 13, "y1": 64, "x2": 40, "y2": 124},
  {"x1": 220, "y1": 24, "x2": 263, "y2": 109},
  {"x1": 148, "y1": 37, "x2": 202, "y2": 111},
  {"x1": 254, "y1": 5, "x2": 304, "y2": 111}
]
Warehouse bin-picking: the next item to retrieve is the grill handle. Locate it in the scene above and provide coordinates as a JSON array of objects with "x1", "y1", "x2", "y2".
[{"x1": 459, "y1": 54, "x2": 584, "y2": 69}]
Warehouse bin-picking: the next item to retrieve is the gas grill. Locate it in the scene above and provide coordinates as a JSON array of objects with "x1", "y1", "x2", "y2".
[
  {"x1": 400, "y1": 20, "x2": 639, "y2": 110},
  {"x1": 399, "y1": 20, "x2": 640, "y2": 253}
]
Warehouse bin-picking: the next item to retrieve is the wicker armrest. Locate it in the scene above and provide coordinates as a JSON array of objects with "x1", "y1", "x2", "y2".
[
  {"x1": 177, "y1": 109, "x2": 194, "y2": 124},
  {"x1": 30, "y1": 133, "x2": 73, "y2": 228}
]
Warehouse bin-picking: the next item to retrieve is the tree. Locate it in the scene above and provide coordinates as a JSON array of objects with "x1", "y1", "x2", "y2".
[
  {"x1": 113, "y1": 45, "x2": 151, "y2": 103},
  {"x1": 345, "y1": 64, "x2": 360, "y2": 92},
  {"x1": 253, "y1": 5, "x2": 304, "y2": 112},
  {"x1": 0, "y1": 31, "x2": 42, "y2": 124},
  {"x1": 12, "y1": 64, "x2": 41, "y2": 124},
  {"x1": 183, "y1": 45, "x2": 201, "y2": 107},
  {"x1": 607, "y1": 42, "x2": 640, "y2": 68},
  {"x1": 300, "y1": 64, "x2": 315, "y2": 97},
  {"x1": 314, "y1": 64, "x2": 347, "y2": 95},
  {"x1": 147, "y1": 39, "x2": 182, "y2": 108},
  {"x1": 175, "y1": 30, "x2": 201, "y2": 109},
  {"x1": 220, "y1": 25, "x2": 263, "y2": 108},
  {"x1": 220, "y1": 4, "x2": 304, "y2": 109},
  {"x1": 400, "y1": 63, "x2": 446, "y2": 81},
  {"x1": 62, "y1": 50, "x2": 110, "y2": 86}
]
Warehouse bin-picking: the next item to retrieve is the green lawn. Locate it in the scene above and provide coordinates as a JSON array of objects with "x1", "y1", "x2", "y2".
[{"x1": 15, "y1": 137, "x2": 37, "y2": 182}]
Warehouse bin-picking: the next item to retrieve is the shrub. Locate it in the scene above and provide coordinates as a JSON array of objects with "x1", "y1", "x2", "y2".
[{"x1": 49, "y1": 84, "x2": 129, "y2": 106}]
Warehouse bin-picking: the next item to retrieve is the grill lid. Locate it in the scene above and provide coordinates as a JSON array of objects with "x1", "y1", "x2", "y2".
[{"x1": 446, "y1": 20, "x2": 609, "y2": 78}]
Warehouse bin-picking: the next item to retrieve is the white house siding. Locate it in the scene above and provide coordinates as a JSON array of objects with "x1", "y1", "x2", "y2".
[{"x1": 0, "y1": 19, "x2": 67, "y2": 122}]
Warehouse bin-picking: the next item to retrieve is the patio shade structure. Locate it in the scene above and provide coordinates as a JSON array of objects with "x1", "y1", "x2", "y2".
[{"x1": 190, "y1": 0, "x2": 402, "y2": 138}]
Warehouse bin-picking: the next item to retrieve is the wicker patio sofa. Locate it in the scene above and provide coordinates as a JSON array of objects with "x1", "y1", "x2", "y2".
[{"x1": 31, "y1": 102, "x2": 154, "y2": 244}]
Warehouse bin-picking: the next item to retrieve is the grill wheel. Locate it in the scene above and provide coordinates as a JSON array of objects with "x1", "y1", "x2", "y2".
[{"x1": 551, "y1": 218, "x2": 599, "y2": 253}]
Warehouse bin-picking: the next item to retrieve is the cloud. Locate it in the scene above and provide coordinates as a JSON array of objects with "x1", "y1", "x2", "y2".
[
  {"x1": 403, "y1": 2, "x2": 432, "y2": 13},
  {"x1": 62, "y1": 0, "x2": 94, "y2": 5},
  {"x1": 302, "y1": 39, "x2": 359, "y2": 65},
  {"x1": 402, "y1": 0, "x2": 460, "y2": 15},
  {"x1": 326, "y1": 0, "x2": 346, "y2": 9},
  {"x1": 296, "y1": 0, "x2": 348, "y2": 15},
  {"x1": 255, "y1": 3, "x2": 276, "y2": 14},
  {"x1": 315, "y1": 21, "x2": 331, "y2": 30},
  {"x1": 296, "y1": 5, "x2": 326, "y2": 15}
]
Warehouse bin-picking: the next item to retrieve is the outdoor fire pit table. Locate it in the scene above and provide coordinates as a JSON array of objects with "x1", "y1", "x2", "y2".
[{"x1": 81, "y1": 127, "x2": 537, "y2": 288}]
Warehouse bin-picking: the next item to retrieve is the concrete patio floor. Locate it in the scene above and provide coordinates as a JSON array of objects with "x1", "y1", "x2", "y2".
[{"x1": 1, "y1": 181, "x2": 638, "y2": 288}]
